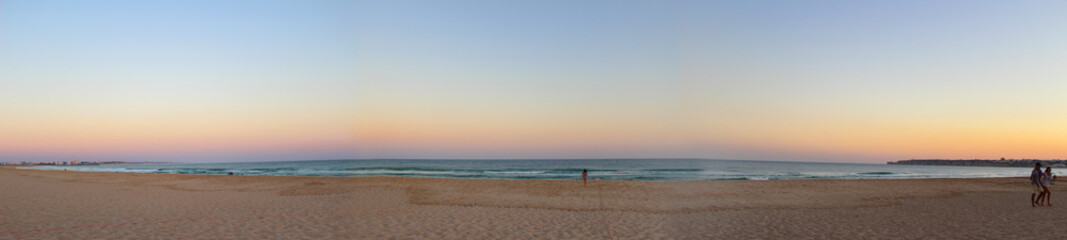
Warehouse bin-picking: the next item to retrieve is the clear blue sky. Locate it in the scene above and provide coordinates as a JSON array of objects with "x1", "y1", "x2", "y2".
[{"x1": 2, "y1": 0, "x2": 1066, "y2": 163}]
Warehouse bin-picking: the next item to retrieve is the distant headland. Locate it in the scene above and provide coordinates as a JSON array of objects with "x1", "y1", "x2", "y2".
[{"x1": 888, "y1": 159, "x2": 1067, "y2": 168}]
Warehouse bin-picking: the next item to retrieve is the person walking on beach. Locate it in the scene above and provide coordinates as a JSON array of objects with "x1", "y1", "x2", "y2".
[
  {"x1": 1032, "y1": 163, "x2": 1045, "y2": 207},
  {"x1": 1043, "y1": 167, "x2": 1053, "y2": 207},
  {"x1": 1051, "y1": 168, "x2": 1057, "y2": 185},
  {"x1": 582, "y1": 169, "x2": 588, "y2": 187}
]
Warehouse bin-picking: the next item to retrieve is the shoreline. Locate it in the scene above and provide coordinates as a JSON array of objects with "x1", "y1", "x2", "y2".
[
  {"x1": 11, "y1": 165, "x2": 1028, "y2": 182},
  {"x1": 13, "y1": 162, "x2": 1033, "y2": 182},
  {"x1": 2, "y1": 167, "x2": 1064, "y2": 238}
]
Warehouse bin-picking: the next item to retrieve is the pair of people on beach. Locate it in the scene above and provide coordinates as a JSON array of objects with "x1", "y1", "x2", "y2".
[{"x1": 1031, "y1": 163, "x2": 1054, "y2": 207}]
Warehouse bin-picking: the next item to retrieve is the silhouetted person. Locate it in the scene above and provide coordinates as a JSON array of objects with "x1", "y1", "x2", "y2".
[
  {"x1": 582, "y1": 169, "x2": 588, "y2": 187},
  {"x1": 1044, "y1": 167, "x2": 1053, "y2": 207},
  {"x1": 1052, "y1": 169, "x2": 1057, "y2": 185},
  {"x1": 1032, "y1": 163, "x2": 1044, "y2": 207}
]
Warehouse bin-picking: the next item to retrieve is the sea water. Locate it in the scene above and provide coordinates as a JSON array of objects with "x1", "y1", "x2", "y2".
[{"x1": 24, "y1": 159, "x2": 1045, "y2": 181}]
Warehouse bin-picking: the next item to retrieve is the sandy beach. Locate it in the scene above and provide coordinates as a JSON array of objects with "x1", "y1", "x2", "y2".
[{"x1": 2, "y1": 167, "x2": 1065, "y2": 239}]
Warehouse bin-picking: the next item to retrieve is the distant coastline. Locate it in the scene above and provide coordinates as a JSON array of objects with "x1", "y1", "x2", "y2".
[
  {"x1": 888, "y1": 159, "x2": 1067, "y2": 168},
  {"x1": 0, "y1": 161, "x2": 164, "y2": 166}
]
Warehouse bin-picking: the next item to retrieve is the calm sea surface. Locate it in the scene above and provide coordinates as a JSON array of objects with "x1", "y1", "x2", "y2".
[{"x1": 24, "y1": 159, "x2": 1047, "y2": 181}]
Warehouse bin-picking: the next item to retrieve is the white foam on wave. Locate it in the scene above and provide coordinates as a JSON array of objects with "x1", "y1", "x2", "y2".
[
  {"x1": 97, "y1": 168, "x2": 157, "y2": 173},
  {"x1": 484, "y1": 171, "x2": 545, "y2": 175}
]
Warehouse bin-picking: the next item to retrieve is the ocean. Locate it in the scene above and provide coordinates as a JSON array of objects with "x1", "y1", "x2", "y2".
[{"x1": 23, "y1": 159, "x2": 1046, "y2": 181}]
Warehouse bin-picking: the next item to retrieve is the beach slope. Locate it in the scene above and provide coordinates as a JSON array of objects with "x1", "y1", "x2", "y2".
[{"x1": 1, "y1": 167, "x2": 1064, "y2": 239}]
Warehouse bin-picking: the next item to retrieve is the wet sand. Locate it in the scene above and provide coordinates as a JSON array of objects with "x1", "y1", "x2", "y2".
[{"x1": 1, "y1": 167, "x2": 1064, "y2": 239}]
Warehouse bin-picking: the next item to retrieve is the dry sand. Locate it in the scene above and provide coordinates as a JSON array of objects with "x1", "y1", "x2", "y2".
[{"x1": 2, "y1": 167, "x2": 1065, "y2": 239}]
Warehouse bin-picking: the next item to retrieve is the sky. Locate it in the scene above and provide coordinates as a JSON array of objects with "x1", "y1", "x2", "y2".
[{"x1": 2, "y1": 0, "x2": 1065, "y2": 163}]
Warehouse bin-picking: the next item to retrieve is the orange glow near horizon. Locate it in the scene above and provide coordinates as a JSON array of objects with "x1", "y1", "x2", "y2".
[{"x1": 5, "y1": 94, "x2": 1067, "y2": 162}]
